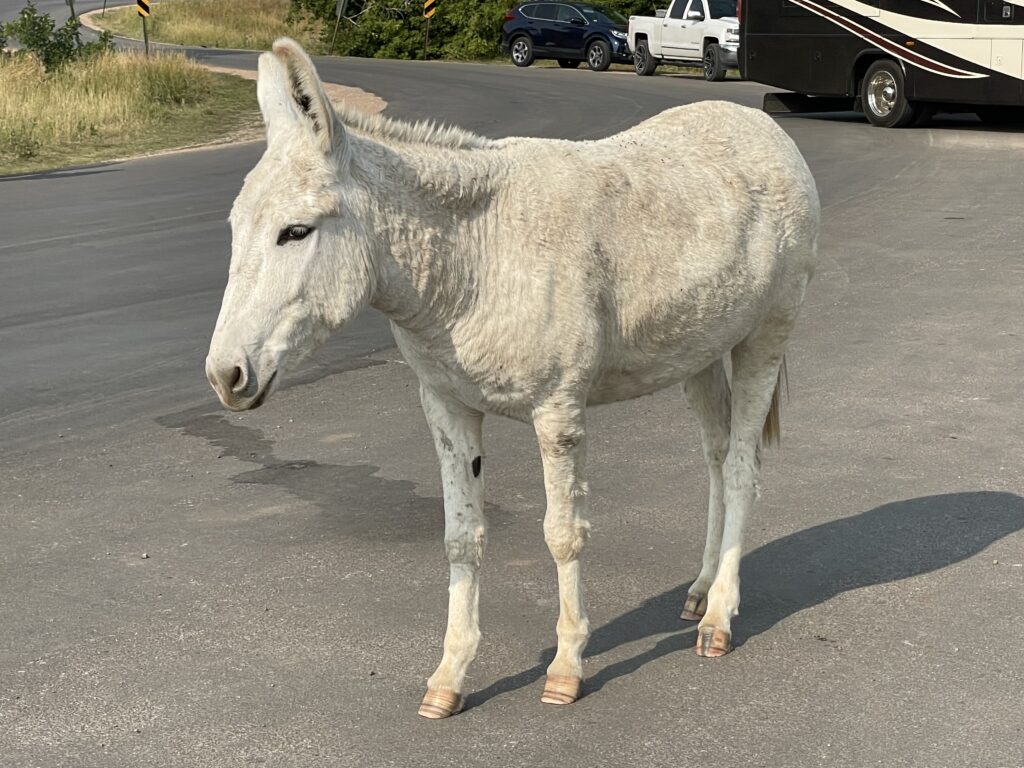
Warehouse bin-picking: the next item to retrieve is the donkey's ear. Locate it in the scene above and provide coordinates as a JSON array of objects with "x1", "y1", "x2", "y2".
[{"x1": 257, "y1": 37, "x2": 343, "y2": 154}]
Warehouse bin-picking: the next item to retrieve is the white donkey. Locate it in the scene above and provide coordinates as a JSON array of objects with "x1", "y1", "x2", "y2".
[{"x1": 206, "y1": 39, "x2": 820, "y2": 719}]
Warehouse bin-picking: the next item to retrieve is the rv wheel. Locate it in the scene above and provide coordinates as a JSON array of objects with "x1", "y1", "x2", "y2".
[{"x1": 861, "y1": 59, "x2": 918, "y2": 128}]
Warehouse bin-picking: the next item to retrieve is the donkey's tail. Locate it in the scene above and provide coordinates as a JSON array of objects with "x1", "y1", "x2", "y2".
[{"x1": 761, "y1": 356, "x2": 788, "y2": 448}]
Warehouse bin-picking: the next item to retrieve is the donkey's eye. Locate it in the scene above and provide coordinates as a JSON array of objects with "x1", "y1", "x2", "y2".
[{"x1": 277, "y1": 225, "x2": 315, "y2": 246}]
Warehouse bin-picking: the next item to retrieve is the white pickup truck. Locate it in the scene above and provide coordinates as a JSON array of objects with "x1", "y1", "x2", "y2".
[{"x1": 627, "y1": 0, "x2": 741, "y2": 82}]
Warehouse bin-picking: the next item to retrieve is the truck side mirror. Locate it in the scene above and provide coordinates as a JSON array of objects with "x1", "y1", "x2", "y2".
[{"x1": 686, "y1": 9, "x2": 704, "y2": 19}]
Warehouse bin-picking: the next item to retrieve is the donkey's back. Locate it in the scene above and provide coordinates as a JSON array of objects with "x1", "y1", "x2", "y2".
[{"x1": 489, "y1": 100, "x2": 819, "y2": 404}]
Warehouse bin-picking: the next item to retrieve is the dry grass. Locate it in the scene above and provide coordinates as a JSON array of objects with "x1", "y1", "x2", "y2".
[
  {"x1": 0, "y1": 50, "x2": 258, "y2": 175},
  {"x1": 94, "y1": 0, "x2": 323, "y2": 52}
]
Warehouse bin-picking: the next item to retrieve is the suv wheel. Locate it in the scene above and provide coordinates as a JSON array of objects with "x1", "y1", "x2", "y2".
[
  {"x1": 586, "y1": 39, "x2": 612, "y2": 72},
  {"x1": 634, "y1": 40, "x2": 658, "y2": 76},
  {"x1": 510, "y1": 36, "x2": 534, "y2": 67},
  {"x1": 861, "y1": 59, "x2": 919, "y2": 127},
  {"x1": 703, "y1": 43, "x2": 727, "y2": 82}
]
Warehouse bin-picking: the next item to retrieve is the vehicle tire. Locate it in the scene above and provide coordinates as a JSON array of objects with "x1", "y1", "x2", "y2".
[
  {"x1": 586, "y1": 39, "x2": 612, "y2": 72},
  {"x1": 634, "y1": 40, "x2": 658, "y2": 76},
  {"x1": 703, "y1": 43, "x2": 727, "y2": 82},
  {"x1": 510, "y1": 36, "x2": 534, "y2": 67},
  {"x1": 861, "y1": 59, "x2": 919, "y2": 128},
  {"x1": 557, "y1": 59, "x2": 581, "y2": 69}
]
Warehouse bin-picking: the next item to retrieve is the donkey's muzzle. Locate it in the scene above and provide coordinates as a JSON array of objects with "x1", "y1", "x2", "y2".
[{"x1": 206, "y1": 356, "x2": 269, "y2": 410}]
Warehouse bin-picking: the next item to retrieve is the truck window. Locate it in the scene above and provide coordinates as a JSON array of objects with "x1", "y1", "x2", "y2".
[
  {"x1": 669, "y1": 1, "x2": 690, "y2": 19},
  {"x1": 708, "y1": 0, "x2": 736, "y2": 17},
  {"x1": 684, "y1": 0, "x2": 706, "y2": 19}
]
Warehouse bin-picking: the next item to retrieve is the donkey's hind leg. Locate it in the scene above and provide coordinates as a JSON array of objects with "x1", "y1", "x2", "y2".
[
  {"x1": 681, "y1": 358, "x2": 731, "y2": 621},
  {"x1": 533, "y1": 402, "x2": 591, "y2": 706},
  {"x1": 697, "y1": 313, "x2": 795, "y2": 658}
]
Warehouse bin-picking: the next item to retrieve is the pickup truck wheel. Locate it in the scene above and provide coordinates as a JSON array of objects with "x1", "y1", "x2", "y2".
[
  {"x1": 634, "y1": 40, "x2": 658, "y2": 76},
  {"x1": 703, "y1": 44, "x2": 727, "y2": 82},
  {"x1": 586, "y1": 39, "x2": 612, "y2": 72},
  {"x1": 557, "y1": 59, "x2": 581, "y2": 69},
  {"x1": 510, "y1": 36, "x2": 534, "y2": 67},
  {"x1": 861, "y1": 59, "x2": 919, "y2": 127}
]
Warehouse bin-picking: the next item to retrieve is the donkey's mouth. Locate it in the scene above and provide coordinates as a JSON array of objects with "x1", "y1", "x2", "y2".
[{"x1": 249, "y1": 370, "x2": 278, "y2": 410}]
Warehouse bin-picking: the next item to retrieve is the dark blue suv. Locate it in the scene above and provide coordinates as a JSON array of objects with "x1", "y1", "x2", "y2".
[{"x1": 501, "y1": 2, "x2": 632, "y2": 72}]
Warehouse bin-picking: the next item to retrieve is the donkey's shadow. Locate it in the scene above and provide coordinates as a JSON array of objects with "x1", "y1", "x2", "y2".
[{"x1": 467, "y1": 491, "x2": 1024, "y2": 708}]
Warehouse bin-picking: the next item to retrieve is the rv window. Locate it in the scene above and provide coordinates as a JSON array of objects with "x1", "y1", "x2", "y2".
[{"x1": 983, "y1": 0, "x2": 1014, "y2": 22}]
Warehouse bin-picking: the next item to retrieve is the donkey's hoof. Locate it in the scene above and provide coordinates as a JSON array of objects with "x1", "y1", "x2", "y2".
[
  {"x1": 680, "y1": 593, "x2": 707, "y2": 621},
  {"x1": 541, "y1": 674, "x2": 581, "y2": 705},
  {"x1": 696, "y1": 627, "x2": 733, "y2": 658},
  {"x1": 418, "y1": 688, "x2": 464, "y2": 719}
]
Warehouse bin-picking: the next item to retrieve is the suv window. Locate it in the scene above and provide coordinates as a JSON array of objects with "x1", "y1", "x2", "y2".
[
  {"x1": 530, "y1": 2, "x2": 559, "y2": 19},
  {"x1": 556, "y1": 4, "x2": 586, "y2": 22}
]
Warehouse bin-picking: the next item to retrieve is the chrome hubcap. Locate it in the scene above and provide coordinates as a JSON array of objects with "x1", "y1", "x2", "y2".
[
  {"x1": 867, "y1": 71, "x2": 897, "y2": 117},
  {"x1": 589, "y1": 46, "x2": 604, "y2": 68},
  {"x1": 512, "y1": 40, "x2": 528, "y2": 63}
]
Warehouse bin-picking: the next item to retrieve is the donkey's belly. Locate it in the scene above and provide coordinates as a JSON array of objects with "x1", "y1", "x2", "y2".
[{"x1": 587, "y1": 357, "x2": 709, "y2": 405}]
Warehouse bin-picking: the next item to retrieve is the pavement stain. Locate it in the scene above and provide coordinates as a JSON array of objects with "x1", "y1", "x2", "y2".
[{"x1": 156, "y1": 410, "x2": 440, "y2": 542}]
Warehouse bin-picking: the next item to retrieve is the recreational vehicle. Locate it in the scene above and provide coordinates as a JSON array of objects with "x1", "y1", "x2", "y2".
[{"x1": 741, "y1": 0, "x2": 1024, "y2": 126}]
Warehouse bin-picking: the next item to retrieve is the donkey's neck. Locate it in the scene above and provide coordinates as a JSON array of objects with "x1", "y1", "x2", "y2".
[{"x1": 351, "y1": 133, "x2": 505, "y2": 333}]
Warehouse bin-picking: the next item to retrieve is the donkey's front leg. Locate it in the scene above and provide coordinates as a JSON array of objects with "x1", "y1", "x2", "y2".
[
  {"x1": 418, "y1": 385, "x2": 486, "y2": 719},
  {"x1": 533, "y1": 404, "x2": 591, "y2": 706}
]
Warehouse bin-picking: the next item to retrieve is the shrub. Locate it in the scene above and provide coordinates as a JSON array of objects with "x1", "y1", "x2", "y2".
[{"x1": 3, "y1": 1, "x2": 113, "y2": 72}]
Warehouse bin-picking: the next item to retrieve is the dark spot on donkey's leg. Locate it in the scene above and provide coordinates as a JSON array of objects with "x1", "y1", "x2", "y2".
[{"x1": 472, "y1": 456, "x2": 481, "y2": 478}]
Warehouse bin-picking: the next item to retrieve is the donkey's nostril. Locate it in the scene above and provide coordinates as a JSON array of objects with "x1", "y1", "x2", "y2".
[{"x1": 229, "y1": 366, "x2": 246, "y2": 393}]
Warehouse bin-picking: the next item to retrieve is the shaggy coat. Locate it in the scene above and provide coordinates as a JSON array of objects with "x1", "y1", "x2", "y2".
[{"x1": 206, "y1": 39, "x2": 820, "y2": 718}]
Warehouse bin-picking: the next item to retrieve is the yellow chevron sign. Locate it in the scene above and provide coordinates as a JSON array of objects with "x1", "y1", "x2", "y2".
[
  {"x1": 423, "y1": 0, "x2": 437, "y2": 18},
  {"x1": 136, "y1": 0, "x2": 150, "y2": 16}
]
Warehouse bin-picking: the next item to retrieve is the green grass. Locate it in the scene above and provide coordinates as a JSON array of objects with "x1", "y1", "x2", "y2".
[
  {"x1": 93, "y1": 0, "x2": 323, "y2": 52},
  {"x1": 0, "y1": 50, "x2": 258, "y2": 175}
]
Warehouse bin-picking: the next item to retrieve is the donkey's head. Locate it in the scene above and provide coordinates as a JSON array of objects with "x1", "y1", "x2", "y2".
[{"x1": 207, "y1": 39, "x2": 374, "y2": 410}]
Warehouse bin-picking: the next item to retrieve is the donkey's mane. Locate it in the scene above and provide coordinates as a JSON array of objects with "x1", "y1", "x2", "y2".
[{"x1": 334, "y1": 102, "x2": 497, "y2": 150}]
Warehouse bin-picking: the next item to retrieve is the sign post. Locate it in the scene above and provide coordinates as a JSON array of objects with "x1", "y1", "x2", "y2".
[
  {"x1": 65, "y1": 0, "x2": 81, "y2": 45},
  {"x1": 330, "y1": 0, "x2": 349, "y2": 52},
  {"x1": 137, "y1": 0, "x2": 150, "y2": 55},
  {"x1": 423, "y1": 0, "x2": 437, "y2": 60}
]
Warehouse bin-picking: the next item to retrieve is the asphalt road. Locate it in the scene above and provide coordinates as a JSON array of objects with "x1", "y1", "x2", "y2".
[{"x1": 2, "y1": 13, "x2": 1023, "y2": 768}]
